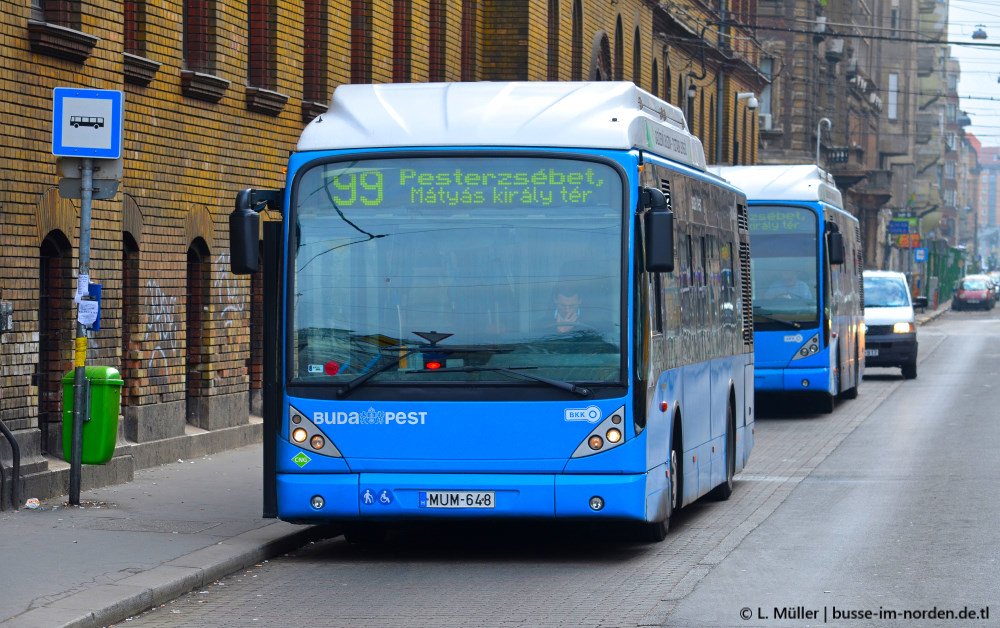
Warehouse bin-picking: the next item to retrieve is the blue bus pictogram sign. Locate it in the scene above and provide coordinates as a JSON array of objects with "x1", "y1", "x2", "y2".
[{"x1": 52, "y1": 88, "x2": 123, "y2": 159}]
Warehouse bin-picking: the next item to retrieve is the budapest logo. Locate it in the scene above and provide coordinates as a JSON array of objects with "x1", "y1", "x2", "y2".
[{"x1": 359, "y1": 407, "x2": 385, "y2": 425}]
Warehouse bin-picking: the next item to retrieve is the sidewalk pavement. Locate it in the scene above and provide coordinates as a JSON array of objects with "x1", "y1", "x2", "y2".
[
  {"x1": 0, "y1": 444, "x2": 334, "y2": 628},
  {"x1": 0, "y1": 296, "x2": 953, "y2": 628},
  {"x1": 915, "y1": 297, "x2": 950, "y2": 325}
]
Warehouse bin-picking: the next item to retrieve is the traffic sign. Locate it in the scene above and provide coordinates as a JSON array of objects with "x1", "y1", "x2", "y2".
[
  {"x1": 914, "y1": 247, "x2": 927, "y2": 262},
  {"x1": 888, "y1": 219, "x2": 911, "y2": 235},
  {"x1": 52, "y1": 88, "x2": 123, "y2": 159}
]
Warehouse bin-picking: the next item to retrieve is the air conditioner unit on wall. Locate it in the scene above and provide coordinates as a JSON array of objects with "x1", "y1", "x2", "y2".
[{"x1": 758, "y1": 113, "x2": 772, "y2": 130}]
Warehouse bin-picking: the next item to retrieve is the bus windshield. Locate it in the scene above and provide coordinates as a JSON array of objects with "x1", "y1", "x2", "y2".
[
  {"x1": 748, "y1": 205, "x2": 819, "y2": 329},
  {"x1": 290, "y1": 155, "x2": 624, "y2": 386}
]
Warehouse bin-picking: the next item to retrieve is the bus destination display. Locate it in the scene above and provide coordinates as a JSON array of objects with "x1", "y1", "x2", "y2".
[{"x1": 318, "y1": 159, "x2": 618, "y2": 209}]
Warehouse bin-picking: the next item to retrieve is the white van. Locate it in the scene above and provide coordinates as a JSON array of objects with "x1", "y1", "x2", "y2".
[{"x1": 862, "y1": 270, "x2": 926, "y2": 379}]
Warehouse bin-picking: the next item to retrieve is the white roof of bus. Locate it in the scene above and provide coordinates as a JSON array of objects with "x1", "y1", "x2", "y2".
[
  {"x1": 297, "y1": 81, "x2": 707, "y2": 171},
  {"x1": 709, "y1": 164, "x2": 843, "y2": 207}
]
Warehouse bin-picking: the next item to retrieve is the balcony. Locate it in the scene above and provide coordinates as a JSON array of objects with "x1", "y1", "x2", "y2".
[
  {"x1": 825, "y1": 146, "x2": 867, "y2": 189},
  {"x1": 851, "y1": 169, "x2": 894, "y2": 210}
]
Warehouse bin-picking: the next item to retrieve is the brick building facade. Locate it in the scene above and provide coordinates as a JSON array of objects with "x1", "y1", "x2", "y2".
[{"x1": 0, "y1": 0, "x2": 762, "y2": 506}]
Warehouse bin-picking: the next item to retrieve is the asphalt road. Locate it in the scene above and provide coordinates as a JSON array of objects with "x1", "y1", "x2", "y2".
[{"x1": 128, "y1": 309, "x2": 998, "y2": 627}]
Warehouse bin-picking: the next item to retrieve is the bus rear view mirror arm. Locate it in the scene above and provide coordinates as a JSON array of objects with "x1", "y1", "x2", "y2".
[
  {"x1": 826, "y1": 230, "x2": 845, "y2": 265},
  {"x1": 642, "y1": 187, "x2": 674, "y2": 273},
  {"x1": 229, "y1": 188, "x2": 284, "y2": 274}
]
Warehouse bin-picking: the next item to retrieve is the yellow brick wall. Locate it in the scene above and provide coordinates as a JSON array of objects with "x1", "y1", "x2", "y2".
[{"x1": 0, "y1": 0, "x2": 756, "y2": 453}]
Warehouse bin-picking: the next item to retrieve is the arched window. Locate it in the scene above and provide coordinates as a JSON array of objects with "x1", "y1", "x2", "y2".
[
  {"x1": 547, "y1": 0, "x2": 559, "y2": 80},
  {"x1": 651, "y1": 60, "x2": 659, "y2": 98},
  {"x1": 571, "y1": 1, "x2": 583, "y2": 80},
  {"x1": 186, "y1": 238, "x2": 211, "y2": 426},
  {"x1": 39, "y1": 231, "x2": 74, "y2": 455},
  {"x1": 632, "y1": 27, "x2": 641, "y2": 85},
  {"x1": 614, "y1": 17, "x2": 623, "y2": 81}
]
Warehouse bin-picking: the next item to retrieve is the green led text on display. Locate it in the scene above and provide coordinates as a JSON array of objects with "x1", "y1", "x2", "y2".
[{"x1": 322, "y1": 164, "x2": 610, "y2": 209}]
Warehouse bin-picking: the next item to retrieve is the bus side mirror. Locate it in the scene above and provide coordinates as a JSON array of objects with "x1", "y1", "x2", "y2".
[
  {"x1": 642, "y1": 188, "x2": 674, "y2": 273},
  {"x1": 827, "y1": 231, "x2": 845, "y2": 266},
  {"x1": 230, "y1": 189, "x2": 261, "y2": 274}
]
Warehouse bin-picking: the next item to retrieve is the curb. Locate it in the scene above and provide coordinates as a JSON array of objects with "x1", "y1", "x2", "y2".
[{"x1": 4, "y1": 522, "x2": 337, "y2": 628}]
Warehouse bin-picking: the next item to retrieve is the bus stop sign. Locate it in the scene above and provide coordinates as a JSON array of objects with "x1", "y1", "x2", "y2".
[{"x1": 52, "y1": 88, "x2": 123, "y2": 159}]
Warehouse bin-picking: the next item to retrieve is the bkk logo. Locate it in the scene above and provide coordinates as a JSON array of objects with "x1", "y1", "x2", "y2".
[{"x1": 312, "y1": 407, "x2": 428, "y2": 425}]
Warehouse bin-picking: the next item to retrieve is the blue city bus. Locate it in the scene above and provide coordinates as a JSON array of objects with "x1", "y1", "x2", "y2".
[
  {"x1": 230, "y1": 82, "x2": 754, "y2": 541},
  {"x1": 711, "y1": 165, "x2": 863, "y2": 413}
]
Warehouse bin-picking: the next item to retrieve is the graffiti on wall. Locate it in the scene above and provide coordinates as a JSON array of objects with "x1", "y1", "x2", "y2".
[
  {"x1": 214, "y1": 253, "x2": 244, "y2": 327},
  {"x1": 144, "y1": 280, "x2": 178, "y2": 369}
]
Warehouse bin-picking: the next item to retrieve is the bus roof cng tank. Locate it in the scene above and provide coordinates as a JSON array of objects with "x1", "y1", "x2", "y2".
[
  {"x1": 709, "y1": 164, "x2": 843, "y2": 208},
  {"x1": 296, "y1": 81, "x2": 707, "y2": 171}
]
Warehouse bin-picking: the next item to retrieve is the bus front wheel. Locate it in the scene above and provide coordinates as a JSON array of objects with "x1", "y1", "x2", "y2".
[
  {"x1": 634, "y1": 440, "x2": 678, "y2": 542},
  {"x1": 708, "y1": 401, "x2": 735, "y2": 501}
]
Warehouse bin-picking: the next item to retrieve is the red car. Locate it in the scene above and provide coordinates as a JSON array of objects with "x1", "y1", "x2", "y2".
[{"x1": 953, "y1": 276, "x2": 993, "y2": 311}]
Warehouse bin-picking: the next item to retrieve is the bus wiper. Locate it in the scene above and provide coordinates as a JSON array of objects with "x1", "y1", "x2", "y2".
[
  {"x1": 414, "y1": 365, "x2": 591, "y2": 397},
  {"x1": 336, "y1": 330, "x2": 515, "y2": 398},
  {"x1": 336, "y1": 350, "x2": 417, "y2": 398},
  {"x1": 752, "y1": 308, "x2": 801, "y2": 329}
]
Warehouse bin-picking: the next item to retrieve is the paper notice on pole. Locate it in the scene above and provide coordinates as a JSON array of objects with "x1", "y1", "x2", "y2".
[
  {"x1": 78, "y1": 300, "x2": 98, "y2": 327},
  {"x1": 75, "y1": 274, "x2": 90, "y2": 304}
]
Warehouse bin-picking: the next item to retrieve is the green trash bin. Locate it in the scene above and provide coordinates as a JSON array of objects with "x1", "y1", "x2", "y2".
[{"x1": 62, "y1": 366, "x2": 123, "y2": 465}]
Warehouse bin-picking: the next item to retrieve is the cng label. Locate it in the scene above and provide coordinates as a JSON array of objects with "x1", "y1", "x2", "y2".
[{"x1": 292, "y1": 452, "x2": 311, "y2": 468}]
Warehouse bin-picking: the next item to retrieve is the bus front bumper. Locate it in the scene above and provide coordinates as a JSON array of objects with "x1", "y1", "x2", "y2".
[
  {"x1": 754, "y1": 366, "x2": 830, "y2": 393},
  {"x1": 275, "y1": 472, "x2": 651, "y2": 522}
]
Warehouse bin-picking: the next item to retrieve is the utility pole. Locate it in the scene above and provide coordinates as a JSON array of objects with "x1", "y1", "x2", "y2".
[{"x1": 52, "y1": 88, "x2": 124, "y2": 506}]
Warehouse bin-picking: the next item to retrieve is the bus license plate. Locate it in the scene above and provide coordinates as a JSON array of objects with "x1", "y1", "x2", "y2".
[
  {"x1": 419, "y1": 490, "x2": 495, "y2": 509},
  {"x1": 865, "y1": 348, "x2": 878, "y2": 357}
]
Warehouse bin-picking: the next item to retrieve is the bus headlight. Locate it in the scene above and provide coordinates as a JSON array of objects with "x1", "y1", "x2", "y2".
[
  {"x1": 288, "y1": 406, "x2": 343, "y2": 458},
  {"x1": 571, "y1": 405, "x2": 627, "y2": 458}
]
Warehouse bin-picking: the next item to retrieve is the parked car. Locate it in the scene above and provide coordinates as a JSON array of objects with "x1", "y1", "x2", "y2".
[
  {"x1": 953, "y1": 275, "x2": 994, "y2": 311},
  {"x1": 863, "y1": 270, "x2": 924, "y2": 379}
]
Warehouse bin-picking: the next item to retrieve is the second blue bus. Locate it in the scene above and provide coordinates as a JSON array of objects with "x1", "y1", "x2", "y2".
[{"x1": 711, "y1": 165, "x2": 864, "y2": 413}]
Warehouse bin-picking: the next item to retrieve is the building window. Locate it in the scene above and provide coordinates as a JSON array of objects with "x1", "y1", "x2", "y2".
[
  {"x1": 123, "y1": 0, "x2": 148, "y2": 56},
  {"x1": 429, "y1": 0, "x2": 447, "y2": 81},
  {"x1": 547, "y1": 0, "x2": 559, "y2": 81},
  {"x1": 571, "y1": 1, "x2": 583, "y2": 81},
  {"x1": 303, "y1": 0, "x2": 330, "y2": 103},
  {"x1": 393, "y1": 0, "x2": 411, "y2": 83},
  {"x1": 888, "y1": 73, "x2": 898, "y2": 121},
  {"x1": 183, "y1": 0, "x2": 215, "y2": 73},
  {"x1": 632, "y1": 27, "x2": 640, "y2": 85},
  {"x1": 460, "y1": 1, "x2": 477, "y2": 81},
  {"x1": 651, "y1": 60, "x2": 659, "y2": 98},
  {"x1": 351, "y1": 1, "x2": 372, "y2": 84},
  {"x1": 248, "y1": 0, "x2": 276, "y2": 89},
  {"x1": 613, "y1": 17, "x2": 623, "y2": 81}
]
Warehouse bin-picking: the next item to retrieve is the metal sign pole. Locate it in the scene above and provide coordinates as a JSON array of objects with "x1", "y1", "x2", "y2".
[{"x1": 68, "y1": 158, "x2": 93, "y2": 506}]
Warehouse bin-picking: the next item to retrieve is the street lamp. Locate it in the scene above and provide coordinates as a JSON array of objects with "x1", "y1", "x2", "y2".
[{"x1": 816, "y1": 117, "x2": 832, "y2": 166}]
